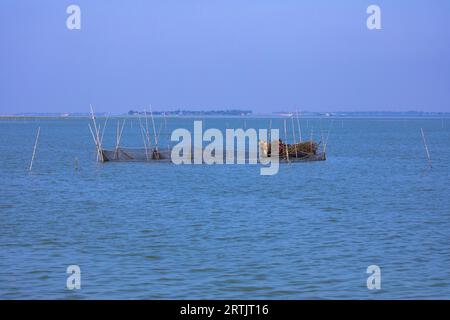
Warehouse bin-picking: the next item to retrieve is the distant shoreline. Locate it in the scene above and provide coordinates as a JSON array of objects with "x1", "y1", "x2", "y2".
[
  {"x1": 1, "y1": 111, "x2": 450, "y2": 120},
  {"x1": 2, "y1": 110, "x2": 450, "y2": 118}
]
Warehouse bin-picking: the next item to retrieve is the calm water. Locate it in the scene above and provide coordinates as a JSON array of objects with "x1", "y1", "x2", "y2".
[{"x1": 1, "y1": 117, "x2": 450, "y2": 299}]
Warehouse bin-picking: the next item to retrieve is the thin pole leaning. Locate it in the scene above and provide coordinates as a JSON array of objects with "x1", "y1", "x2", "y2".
[
  {"x1": 138, "y1": 116, "x2": 149, "y2": 161},
  {"x1": 149, "y1": 105, "x2": 159, "y2": 159},
  {"x1": 320, "y1": 118, "x2": 324, "y2": 145},
  {"x1": 100, "y1": 114, "x2": 109, "y2": 150},
  {"x1": 421, "y1": 128, "x2": 432, "y2": 168},
  {"x1": 88, "y1": 123, "x2": 100, "y2": 158},
  {"x1": 114, "y1": 118, "x2": 126, "y2": 159},
  {"x1": 29, "y1": 126, "x2": 40, "y2": 171},
  {"x1": 144, "y1": 109, "x2": 152, "y2": 149},
  {"x1": 291, "y1": 116, "x2": 298, "y2": 157},
  {"x1": 284, "y1": 119, "x2": 289, "y2": 162},
  {"x1": 101, "y1": 114, "x2": 109, "y2": 142},
  {"x1": 90, "y1": 104, "x2": 104, "y2": 162},
  {"x1": 269, "y1": 119, "x2": 272, "y2": 142},
  {"x1": 156, "y1": 121, "x2": 164, "y2": 142},
  {"x1": 149, "y1": 105, "x2": 158, "y2": 146},
  {"x1": 324, "y1": 119, "x2": 334, "y2": 154},
  {"x1": 115, "y1": 119, "x2": 126, "y2": 159},
  {"x1": 115, "y1": 120, "x2": 120, "y2": 159},
  {"x1": 119, "y1": 119, "x2": 126, "y2": 145},
  {"x1": 296, "y1": 110, "x2": 302, "y2": 142},
  {"x1": 90, "y1": 105, "x2": 101, "y2": 147}
]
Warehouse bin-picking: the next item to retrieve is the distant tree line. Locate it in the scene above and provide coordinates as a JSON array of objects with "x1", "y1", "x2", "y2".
[{"x1": 128, "y1": 109, "x2": 252, "y2": 116}]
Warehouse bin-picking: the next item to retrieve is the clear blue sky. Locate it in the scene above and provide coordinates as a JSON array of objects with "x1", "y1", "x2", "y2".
[{"x1": 1, "y1": 0, "x2": 450, "y2": 114}]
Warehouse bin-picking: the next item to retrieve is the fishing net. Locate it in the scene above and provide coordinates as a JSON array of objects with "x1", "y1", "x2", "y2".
[
  {"x1": 98, "y1": 143, "x2": 324, "y2": 163},
  {"x1": 101, "y1": 147, "x2": 172, "y2": 162}
]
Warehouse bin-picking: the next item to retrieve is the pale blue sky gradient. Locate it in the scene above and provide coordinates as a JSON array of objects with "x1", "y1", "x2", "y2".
[{"x1": 1, "y1": 0, "x2": 450, "y2": 113}]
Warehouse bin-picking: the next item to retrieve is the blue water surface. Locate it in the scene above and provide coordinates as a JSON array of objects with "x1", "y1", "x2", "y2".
[{"x1": 0, "y1": 117, "x2": 449, "y2": 299}]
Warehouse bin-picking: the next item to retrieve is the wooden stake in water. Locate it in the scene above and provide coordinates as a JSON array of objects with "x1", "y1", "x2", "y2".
[
  {"x1": 291, "y1": 116, "x2": 298, "y2": 157},
  {"x1": 100, "y1": 114, "x2": 109, "y2": 147},
  {"x1": 114, "y1": 120, "x2": 120, "y2": 159},
  {"x1": 324, "y1": 120, "x2": 334, "y2": 154},
  {"x1": 29, "y1": 126, "x2": 40, "y2": 171},
  {"x1": 138, "y1": 116, "x2": 149, "y2": 161},
  {"x1": 149, "y1": 105, "x2": 159, "y2": 159},
  {"x1": 89, "y1": 104, "x2": 104, "y2": 162},
  {"x1": 149, "y1": 105, "x2": 158, "y2": 146},
  {"x1": 269, "y1": 119, "x2": 272, "y2": 142},
  {"x1": 144, "y1": 109, "x2": 152, "y2": 148},
  {"x1": 421, "y1": 128, "x2": 432, "y2": 168},
  {"x1": 320, "y1": 118, "x2": 324, "y2": 145},
  {"x1": 284, "y1": 119, "x2": 289, "y2": 162},
  {"x1": 296, "y1": 110, "x2": 302, "y2": 142},
  {"x1": 88, "y1": 123, "x2": 100, "y2": 159}
]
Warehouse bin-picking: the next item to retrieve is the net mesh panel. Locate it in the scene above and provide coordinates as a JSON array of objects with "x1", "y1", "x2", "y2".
[
  {"x1": 100, "y1": 147, "x2": 325, "y2": 162},
  {"x1": 102, "y1": 147, "x2": 172, "y2": 162}
]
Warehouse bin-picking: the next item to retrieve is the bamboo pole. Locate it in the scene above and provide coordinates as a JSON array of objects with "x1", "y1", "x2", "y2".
[
  {"x1": 115, "y1": 120, "x2": 120, "y2": 159},
  {"x1": 324, "y1": 119, "x2": 334, "y2": 154},
  {"x1": 149, "y1": 105, "x2": 159, "y2": 159},
  {"x1": 90, "y1": 105, "x2": 100, "y2": 146},
  {"x1": 157, "y1": 121, "x2": 164, "y2": 142},
  {"x1": 269, "y1": 119, "x2": 272, "y2": 143},
  {"x1": 296, "y1": 110, "x2": 302, "y2": 142},
  {"x1": 88, "y1": 124, "x2": 98, "y2": 147},
  {"x1": 90, "y1": 113, "x2": 101, "y2": 161},
  {"x1": 29, "y1": 126, "x2": 40, "y2": 171},
  {"x1": 421, "y1": 128, "x2": 432, "y2": 168},
  {"x1": 100, "y1": 114, "x2": 109, "y2": 146},
  {"x1": 320, "y1": 118, "x2": 324, "y2": 145},
  {"x1": 144, "y1": 109, "x2": 152, "y2": 149},
  {"x1": 138, "y1": 116, "x2": 149, "y2": 161},
  {"x1": 114, "y1": 118, "x2": 126, "y2": 159},
  {"x1": 89, "y1": 105, "x2": 104, "y2": 162},
  {"x1": 119, "y1": 119, "x2": 126, "y2": 144},
  {"x1": 284, "y1": 119, "x2": 289, "y2": 162},
  {"x1": 149, "y1": 105, "x2": 158, "y2": 146},
  {"x1": 88, "y1": 123, "x2": 100, "y2": 159},
  {"x1": 291, "y1": 116, "x2": 298, "y2": 157},
  {"x1": 97, "y1": 124, "x2": 102, "y2": 162}
]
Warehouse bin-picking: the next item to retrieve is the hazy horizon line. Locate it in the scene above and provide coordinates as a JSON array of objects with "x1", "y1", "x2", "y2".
[{"x1": 2, "y1": 109, "x2": 450, "y2": 116}]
